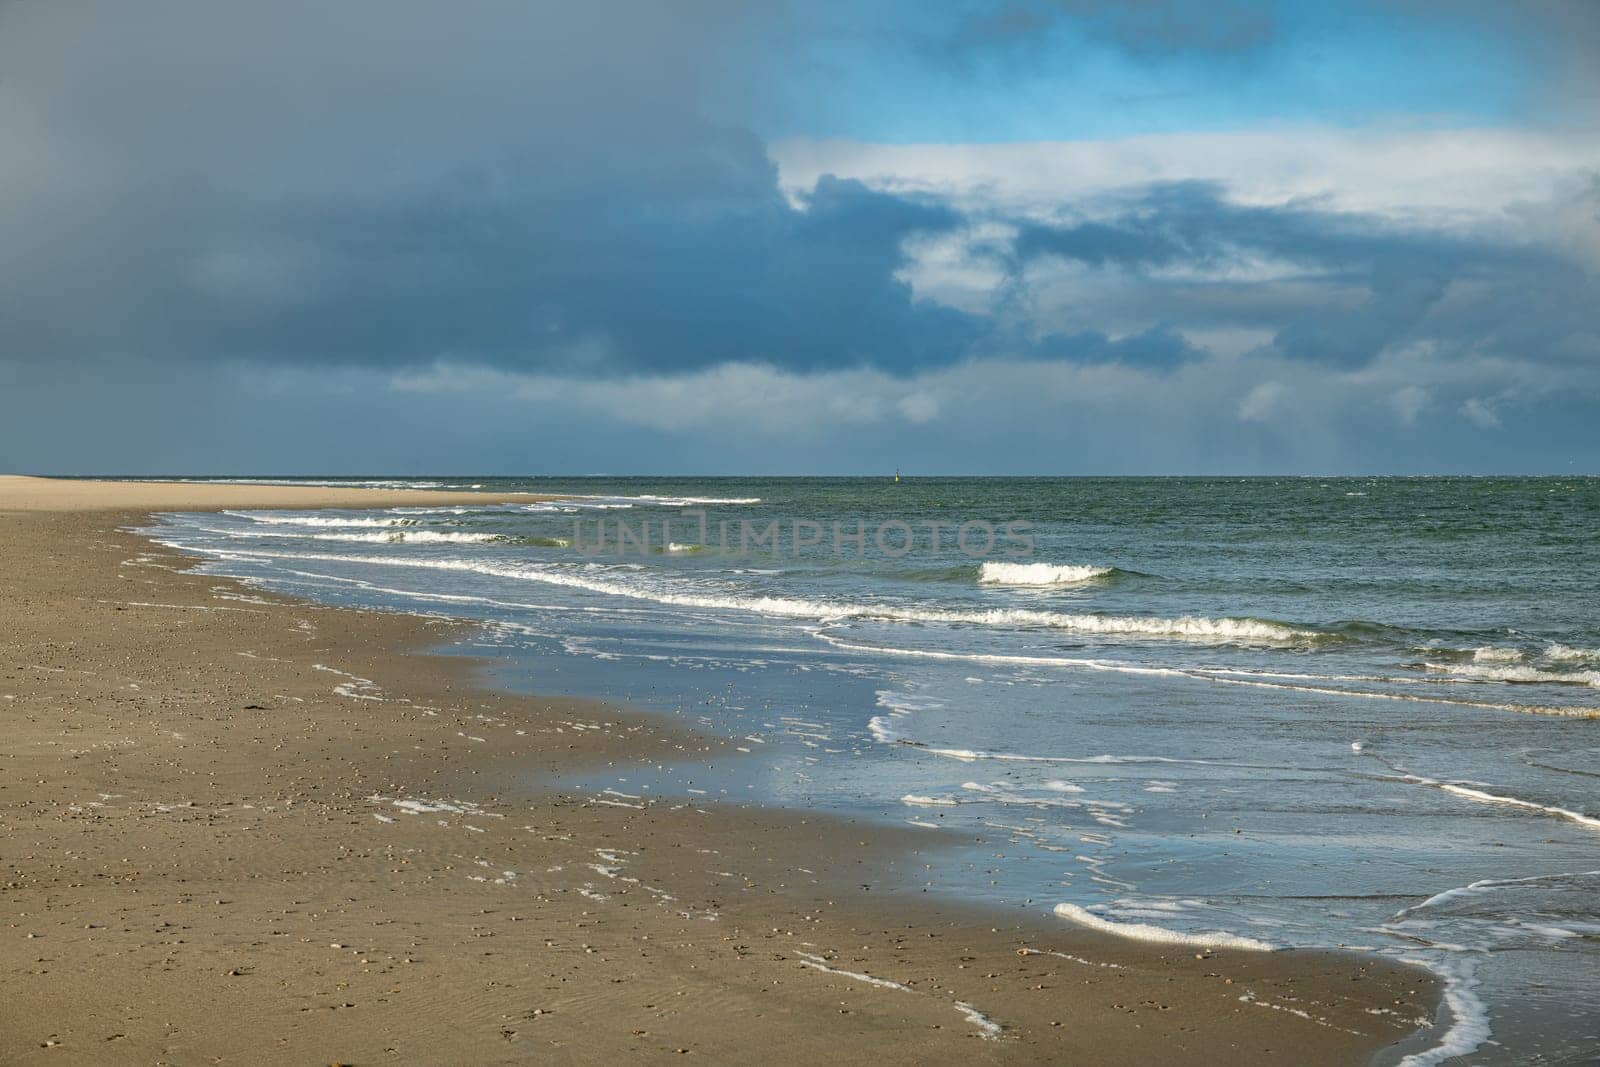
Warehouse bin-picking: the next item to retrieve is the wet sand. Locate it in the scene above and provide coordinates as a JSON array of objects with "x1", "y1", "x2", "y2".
[{"x1": 0, "y1": 477, "x2": 1440, "y2": 1064}]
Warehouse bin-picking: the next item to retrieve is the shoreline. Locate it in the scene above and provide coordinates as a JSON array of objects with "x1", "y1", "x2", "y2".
[{"x1": 1, "y1": 478, "x2": 1441, "y2": 1063}]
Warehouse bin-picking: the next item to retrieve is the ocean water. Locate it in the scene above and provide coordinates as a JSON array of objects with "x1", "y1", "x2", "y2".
[{"x1": 144, "y1": 476, "x2": 1600, "y2": 1064}]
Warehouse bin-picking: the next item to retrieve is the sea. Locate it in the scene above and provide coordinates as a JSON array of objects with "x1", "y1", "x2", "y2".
[{"x1": 140, "y1": 475, "x2": 1600, "y2": 1064}]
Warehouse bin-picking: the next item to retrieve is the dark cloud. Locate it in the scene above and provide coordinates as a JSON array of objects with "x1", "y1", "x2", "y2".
[
  {"x1": 0, "y1": 140, "x2": 979, "y2": 373},
  {"x1": 0, "y1": 1, "x2": 982, "y2": 375},
  {"x1": 3, "y1": 3, "x2": 1593, "y2": 382},
  {"x1": 1010, "y1": 181, "x2": 1595, "y2": 367},
  {"x1": 1, "y1": 1, "x2": 1598, "y2": 474},
  {"x1": 1013, "y1": 181, "x2": 1458, "y2": 273},
  {"x1": 973, "y1": 325, "x2": 1205, "y2": 369}
]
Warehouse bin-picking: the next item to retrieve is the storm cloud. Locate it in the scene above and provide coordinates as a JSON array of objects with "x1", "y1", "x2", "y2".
[
  {"x1": 0, "y1": 2, "x2": 981, "y2": 374},
  {"x1": 1, "y1": 0, "x2": 1597, "y2": 472}
]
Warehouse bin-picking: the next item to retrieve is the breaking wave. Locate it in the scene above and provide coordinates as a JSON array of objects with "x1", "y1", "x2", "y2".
[
  {"x1": 1423, "y1": 663, "x2": 1600, "y2": 687},
  {"x1": 170, "y1": 545, "x2": 1319, "y2": 644},
  {"x1": 978, "y1": 561, "x2": 1116, "y2": 585}
]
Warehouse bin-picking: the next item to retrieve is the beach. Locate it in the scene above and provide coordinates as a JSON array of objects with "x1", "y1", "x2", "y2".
[{"x1": 0, "y1": 476, "x2": 1440, "y2": 1064}]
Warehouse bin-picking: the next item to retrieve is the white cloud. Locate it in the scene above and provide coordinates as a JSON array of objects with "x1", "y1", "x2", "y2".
[
  {"x1": 380, "y1": 339, "x2": 1598, "y2": 465},
  {"x1": 896, "y1": 391, "x2": 941, "y2": 423},
  {"x1": 1237, "y1": 381, "x2": 1287, "y2": 422},
  {"x1": 775, "y1": 128, "x2": 1600, "y2": 234},
  {"x1": 895, "y1": 223, "x2": 1013, "y2": 313},
  {"x1": 1460, "y1": 396, "x2": 1503, "y2": 429},
  {"x1": 1389, "y1": 385, "x2": 1432, "y2": 424},
  {"x1": 391, "y1": 361, "x2": 938, "y2": 434}
]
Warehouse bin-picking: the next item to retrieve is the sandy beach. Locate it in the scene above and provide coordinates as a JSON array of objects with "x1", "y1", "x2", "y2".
[{"x1": 0, "y1": 476, "x2": 1440, "y2": 1064}]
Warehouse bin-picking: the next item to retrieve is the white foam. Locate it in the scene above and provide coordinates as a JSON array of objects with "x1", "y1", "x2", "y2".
[
  {"x1": 1423, "y1": 662, "x2": 1600, "y2": 687},
  {"x1": 954, "y1": 1002, "x2": 1002, "y2": 1040},
  {"x1": 1439, "y1": 783, "x2": 1600, "y2": 829},
  {"x1": 794, "y1": 952, "x2": 1000, "y2": 1040},
  {"x1": 190, "y1": 523, "x2": 501, "y2": 545},
  {"x1": 930, "y1": 748, "x2": 1223, "y2": 766},
  {"x1": 1471, "y1": 646, "x2": 1525, "y2": 663},
  {"x1": 1019, "y1": 947, "x2": 1124, "y2": 969},
  {"x1": 1546, "y1": 643, "x2": 1600, "y2": 663},
  {"x1": 978, "y1": 561, "x2": 1114, "y2": 585},
  {"x1": 565, "y1": 494, "x2": 762, "y2": 506},
  {"x1": 224, "y1": 511, "x2": 416, "y2": 527},
  {"x1": 1395, "y1": 773, "x2": 1600, "y2": 830},
  {"x1": 313, "y1": 663, "x2": 385, "y2": 701},
  {"x1": 901, "y1": 794, "x2": 959, "y2": 807},
  {"x1": 866, "y1": 715, "x2": 898, "y2": 743},
  {"x1": 1190, "y1": 664, "x2": 1600, "y2": 718},
  {"x1": 174, "y1": 477, "x2": 449, "y2": 488},
  {"x1": 164, "y1": 542, "x2": 1317, "y2": 645},
  {"x1": 307, "y1": 529, "x2": 502, "y2": 545},
  {"x1": 1396, "y1": 959, "x2": 1489, "y2": 1067},
  {"x1": 795, "y1": 951, "x2": 913, "y2": 993},
  {"x1": 644, "y1": 495, "x2": 761, "y2": 505},
  {"x1": 382, "y1": 798, "x2": 478, "y2": 815},
  {"x1": 1393, "y1": 869, "x2": 1600, "y2": 920},
  {"x1": 874, "y1": 690, "x2": 945, "y2": 712},
  {"x1": 1053, "y1": 902, "x2": 1276, "y2": 951},
  {"x1": 825, "y1": 626, "x2": 1600, "y2": 718},
  {"x1": 962, "y1": 780, "x2": 1131, "y2": 814}
]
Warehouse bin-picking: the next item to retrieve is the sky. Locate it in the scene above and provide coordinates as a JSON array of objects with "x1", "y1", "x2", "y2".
[{"x1": 2, "y1": 0, "x2": 1598, "y2": 475}]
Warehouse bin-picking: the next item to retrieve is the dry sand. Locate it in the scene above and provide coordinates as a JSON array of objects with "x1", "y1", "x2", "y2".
[{"x1": 0, "y1": 477, "x2": 1441, "y2": 1064}]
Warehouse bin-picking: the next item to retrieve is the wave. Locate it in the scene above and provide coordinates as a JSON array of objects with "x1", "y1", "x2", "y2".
[
  {"x1": 647, "y1": 495, "x2": 762, "y2": 505},
  {"x1": 1052, "y1": 902, "x2": 1275, "y2": 951},
  {"x1": 224, "y1": 511, "x2": 417, "y2": 528},
  {"x1": 1394, "y1": 959, "x2": 1488, "y2": 1067},
  {"x1": 978, "y1": 561, "x2": 1116, "y2": 585},
  {"x1": 164, "y1": 541, "x2": 1320, "y2": 645},
  {"x1": 564, "y1": 494, "x2": 762, "y2": 506},
  {"x1": 1422, "y1": 662, "x2": 1600, "y2": 687},
  {"x1": 1391, "y1": 772, "x2": 1600, "y2": 831},
  {"x1": 1393, "y1": 869, "x2": 1600, "y2": 922},
  {"x1": 924, "y1": 746, "x2": 1230, "y2": 767},
  {"x1": 1546, "y1": 643, "x2": 1600, "y2": 663},
  {"x1": 173, "y1": 477, "x2": 451, "y2": 488},
  {"x1": 1185, "y1": 662, "x2": 1600, "y2": 718},
  {"x1": 868, "y1": 689, "x2": 940, "y2": 744},
  {"x1": 184, "y1": 523, "x2": 505, "y2": 546},
  {"x1": 298, "y1": 530, "x2": 502, "y2": 545},
  {"x1": 528, "y1": 500, "x2": 632, "y2": 510},
  {"x1": 875, "y1": 690, "x2": 945, "y2": 713},
  {"x1": 867, "y1": 715, "x2": 898, "y2": 743},
  {"x1": 961, "y1": 780, "x2": 1125, "y2": 810},
  {"x1": 1418, "y1": 643, "x2": 1600, "y2": 668},
  {"x1": 932, "y1": 749, "x2": 1218, "y2": 765},
  {"x1": 822, "y1": 631, "x2": 1600, "y2": 719}
]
